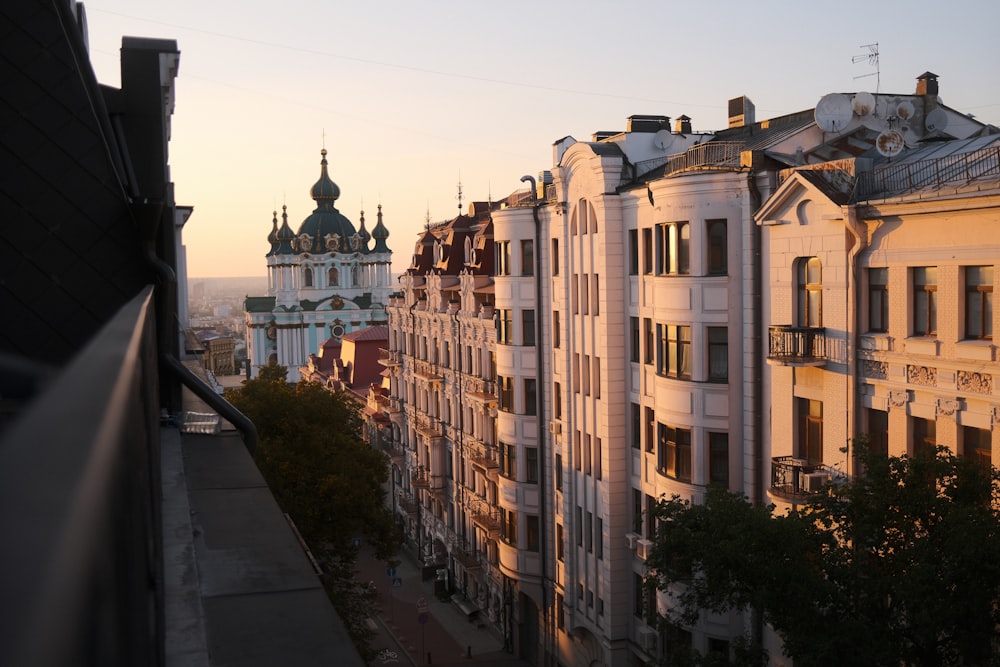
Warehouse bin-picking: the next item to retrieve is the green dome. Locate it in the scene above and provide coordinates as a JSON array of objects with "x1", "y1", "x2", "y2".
[{"x1": 295, "y1": 149, "x2": 358, "y2": 254}]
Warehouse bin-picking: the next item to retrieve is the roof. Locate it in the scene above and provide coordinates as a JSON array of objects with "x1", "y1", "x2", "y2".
[
  {"x1": 342, "y1": 325, "x2": 388, "y2": 343},
  {"x1": 245, "y1": 296, "x2": 276, "y2": 312}
]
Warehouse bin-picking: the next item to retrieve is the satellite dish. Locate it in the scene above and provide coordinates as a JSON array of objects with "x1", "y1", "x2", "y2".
[
  {"x1": 925, "y1": 108, "x2": 949, "y2": 133},
  {"x1": 815, "y1": 93, "x2": 854, "y2": 132},
  {"x1": 896, "y1": 100, "x2": 915, "y2": 120},
  {"x1": 853, "y1": 92, "x2": 876, "y2": 116},
  {"x1": 653, "y1": 129, "x2": 673, "y2": 150},
  {"x1": 876, "y1": 130, "x2": 905, "y2": 158}
]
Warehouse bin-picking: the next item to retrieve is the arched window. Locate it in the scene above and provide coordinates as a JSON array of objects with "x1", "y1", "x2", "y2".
[
  {"x1": 328, "y1": 266, "x2": 339, "y2": 286},
  {"x1": 352, "y1": 264, "x2": 361, "y2": 287},
  {"x1": 303, "y1": 267, "x2": 313, "y2": 287},
  {"x1": 797, "y1": 257, "x2": 822, "y2": 327}
]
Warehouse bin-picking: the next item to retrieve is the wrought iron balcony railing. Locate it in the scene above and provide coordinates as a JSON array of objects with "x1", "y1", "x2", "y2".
[
  {"x1": 767, "y1": 325, "x2": 827, "y2": 366},
  {"x1": 769, "y1": 456, "x2": 847, "y2": 503}
]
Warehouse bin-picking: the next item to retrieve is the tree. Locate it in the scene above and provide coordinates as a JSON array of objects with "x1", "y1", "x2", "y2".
[
  {"x1": 226, "y1": 363, "x2": 399, "y2": 660},
  {"x1": 646, "y1": 444, "x2": 1000, "y2": 667}
]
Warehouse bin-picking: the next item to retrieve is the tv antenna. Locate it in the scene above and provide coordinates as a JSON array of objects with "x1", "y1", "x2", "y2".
[
  {"x1": 456, "y1": 176, "x2": 464, "y2": 213},
  {"x1": 852, "y1": 43, "x2": 880, "y2": 94}
]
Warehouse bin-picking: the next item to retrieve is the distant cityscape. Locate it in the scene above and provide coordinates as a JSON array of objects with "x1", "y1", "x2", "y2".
[{"x1": 188, "y1": 276, "x2": 267, "y2": 375}]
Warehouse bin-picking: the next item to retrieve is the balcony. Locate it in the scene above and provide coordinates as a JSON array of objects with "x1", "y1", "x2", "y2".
[
  {"x1": 378, "y1": 347, "x2": 401, "y2": 367},
  {"x1": 413, "y1": 359, "x2": 443, "y2": 383},
  {"x1": 464, "y1": 376, "x2": 498, "y2": 405},
  {"x1": 767, "y1": 325, "x2": 827, "y2": 366},
  {"x1": 468, "y1": 498, "x2": 501, "y2": 538},
  {"x1": 769, "y1": 456, "x2": 847, "y2": 503},
  {"x1": 452, "y1": 543, "x2": 483, "y2": 572},
  {"x1": 467, "y1": 441, "x2": 500, "y2": 481},
  {"x1": 398, "y1": 491, "x2": 419, "y2": 516},
  {"x1": 411, "y1": 467, "x2": 432, "y2": 489}
]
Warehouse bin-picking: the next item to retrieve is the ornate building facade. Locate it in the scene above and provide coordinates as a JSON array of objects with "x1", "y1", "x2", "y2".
[{"x1": 245, "y1": 149, "x2": 393, "y2": 382}]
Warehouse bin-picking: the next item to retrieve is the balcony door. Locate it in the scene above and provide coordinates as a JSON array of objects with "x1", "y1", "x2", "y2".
[
  {"x1": 797, "y1": 398, "x2": 823, "y2": 464},
  {"x1": 797, "y1": 257, "x2": 822, "y2": 327}
]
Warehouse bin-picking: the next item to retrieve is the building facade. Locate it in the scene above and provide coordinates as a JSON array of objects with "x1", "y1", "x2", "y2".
[
  {"x1": 245, "y1": 151, "x2": 393, "y2": 382},
  {"x1": 375, "y1": 75, "x2": 995, "y2": 666}
]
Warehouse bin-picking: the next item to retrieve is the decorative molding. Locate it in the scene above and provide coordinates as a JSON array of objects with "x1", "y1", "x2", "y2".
[
  {"x1": 861, "y1": 359, "x2": 888, "y2": 380},
  {"x1": 906, "y1": 364, "x2": 937, "y2": 387},
  {"x1": 957, "y1": 370, "x2": 993, "y2": 394},
  {"x1": 936, "y1": 398, "x2": 959, "y2": 420},
  {"x1": 888, "y1": 390, "x2": 909, "y2": 409},
  {"x1": 993, "y1": 406, "x2": 1000, "y2": 430}
]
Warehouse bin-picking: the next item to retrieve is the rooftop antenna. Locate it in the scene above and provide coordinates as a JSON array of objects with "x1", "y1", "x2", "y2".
[
  {"x1": 425, "y1": 204, "x2": 431, "y2": 231},
  {"x1": 456, "y1": 175, "x2": 464, "y2": 213},
  {"x1": 852, "y1": 43, "x2": 880, "y2": 94}
]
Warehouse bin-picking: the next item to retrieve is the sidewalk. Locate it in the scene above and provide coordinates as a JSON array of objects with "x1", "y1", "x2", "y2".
[{"x1": 356, "y1": 544, "x2": 528, "y2": 667}]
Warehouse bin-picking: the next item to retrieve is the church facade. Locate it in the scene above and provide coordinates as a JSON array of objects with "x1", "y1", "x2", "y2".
[{"x1": 245, "y1": 149, "x2": 393, "y2": 382}]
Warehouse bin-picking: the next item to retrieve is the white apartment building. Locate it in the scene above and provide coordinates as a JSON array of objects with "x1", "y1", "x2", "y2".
[{"x1": 378, "y1": 72, "x2": 994, "y2": 666}]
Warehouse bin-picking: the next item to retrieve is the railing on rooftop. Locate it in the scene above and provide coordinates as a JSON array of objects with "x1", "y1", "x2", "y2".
[
  {"x1": 634, "y1": 141, "x2": 745, "y2": 179},
  {"x1": 853, "y1": 145, "x2": 1000, "y2": 201},
  {"x1": 0, "y1": 288, "x2": 165, "y2": 667}
]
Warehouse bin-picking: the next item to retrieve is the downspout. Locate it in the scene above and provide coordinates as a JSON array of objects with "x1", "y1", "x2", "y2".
[
  {"x1": 844, "y1": 206, "x2": 866, "y2": 476},
  {"x1": 522, "y1": 175, "x2": 551, "y2": 666},
  {"x1": 746, "y1": 172, "x2": 763, "y2": 507}
]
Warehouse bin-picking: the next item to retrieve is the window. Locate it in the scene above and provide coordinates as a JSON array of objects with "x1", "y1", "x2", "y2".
[
  {"x1": 556, "y1": 524, "x2": 565, "y2": 561},
  {"x1": 677, "y1": 223, "x2": 690, "y2": 274},
  {"x1": 629, "y1": 229, "x2": 639, "y2": 275},
  {"x1": 630, "y1": 317, "x2": 640, "y2": 363},
  {"x1": 868, "y1": 268, "x2": 889, "y2": 333},
  {"x1": 555, "y1": 453, "x2": 562, "y2": 490},
  {"x1": 913, "y1": 267, "x2": 937, "y2": 336},
  {"x1": 643, "y1": 318, "x2": 654, "y2": 365},
  {"x1": 797, "y1": 257, "x2": 822, "y2": 327},
  {"x1": 645, "y1": 407, "x2": 655, "y2": 453},
  {"x1": 303, "y1": 267, "x2": 313, "y2": 287},
  {"x1": 553, "y1": 310, "x2": 560, "y2": 348},
  {"x1": 527, "y1": 515, "x2": 540, "y2": 552},
  {"x1": 707, "y1": 219, "x2": 727, "y2": 275},
  {"x1": 502, "y1": 508, "x2": 517, "y2": 546},
  {"x1": 583, "y1": 434, "x2": 591, "y2": 475},
  {"x1": 867, "y1": 409, "x2": 889, "y2": 457},
  {"x1": 497, "y1": 308, "x2": 513, "y2": 344},
  {"x1": 965, "y1": 266, "x2": 993, "y2": 339},
  {"x1": 798, "y1": 398, "x2": 823, "y2": 464},
  {"x1": 571, "y1": 275, "x2": 579, "y2": 314},
  {"x1": 521, "y1": 239, "x2": 534, "y2": 276},
  {"x1": 658, "y1": 423, "x2": 692, "y2": 482},
  {"x1": 585, "y1": 510, "x2": 593, "y2": 551},
  {"x1": 553, "y1": 381, "x2": 562, "y2": 419},
  {"x1": 642, "y1": 228, "x2": 653, "y2": 274},
  {"x1": 596, "y1": 517, "x2": 603, "y2": 559},
  {"x1": 551, "y1": 238, "x2": 560, "y2": 276},
  {"x1": 522, "y1": 309, "x2": 535, "y2": 346},
  {"x1": 707, "y1": 326, "x2": 728, "y2": 381},
  {"x1": 581, "y1": 274, "x2": 589, "y2": 315},
  {"x1": 912, "y1": 417, "x2": 936, "y2": 457},
  {"x1": 655, "y1": 222, "x2": 690, "y2": 275},
  {"x1": 658, "y1": 324, "x2": 691, "y2": 379},
  {"x1": 575, "y1": 506, "x2": 583, "y2": 546},
  {"x1": 593, "y1": 357, "x2": 601, "y2": 398},
  {"x1": 595, "y1": 437, "x2": 603, "y2": 479},
  {"x1": 963, "y1": 426, "x2": 991, "y2": 467},
  {"x1": 526, "y1": 447, "x2": 539, "y2": 483},
  {"x1": 631, "y1": 403, "x2": 641, "y2": 449},
  {"x1": 708, "y1": 432, "x2": 729, "y2": 486},
  {"x1": 592, "y1": 274, "x2": 600, "y2": 315},
  {"x1": 498, "y1": 376, "x2": 514, "y2": 412},
  {"x1": 500, "y1": 442, "x2": 515, "y2": 478},
  {"x1": 523, "y1": 378, "x2": 537, "y2": 416},
  {"x1": 496, "y1": 241, "x2": 511, "y2": 276},
  {"x1": 328, "y1": 266, "x2": 339, "y2": 286}
]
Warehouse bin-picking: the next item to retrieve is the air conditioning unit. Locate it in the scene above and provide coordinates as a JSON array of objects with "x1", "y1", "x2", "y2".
[
  {"x1": 803, "y1": 472, "x2": 829, "y2": 493},
  {"x1": 638, "y1": 626, "x2": 658, "y2": 653},
  {"x1": 548, "y1": 421, "x2": 562, "y2": 435},
  {"x1": 636, "y1": 538, "x2": 654, "y2": 561},
  {"x1": 625, "y1": 532, "x2": 640, "y2": 551}
]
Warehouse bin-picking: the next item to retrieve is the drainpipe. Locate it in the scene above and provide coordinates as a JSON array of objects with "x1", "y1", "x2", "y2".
[
  {"x1": 844, "y1": 206, "x2": 866, "y2": 476},
  {"x1": 746, "y1": 172, "x2": 763, "y2": 507},
  {"x1": 522, "y1": 175, "x2": 551, "y2": 666}
]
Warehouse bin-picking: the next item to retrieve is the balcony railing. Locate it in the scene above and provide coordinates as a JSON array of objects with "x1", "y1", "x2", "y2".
[
  {"x1": 468, "y1": 497, "x2": 501, "y2": 538},
  {"x1": 769, "y1": 456, "x2": 847, "y2": 502},
  {"x1": 378, "y1": 347, "x2": 401, "y2": 367},
  {"x1": 767, "y1": 325, "x2": 827, "y2": 366},
  {"x1": 0, "y1": 289, "x2": 163, "y2": 666}
]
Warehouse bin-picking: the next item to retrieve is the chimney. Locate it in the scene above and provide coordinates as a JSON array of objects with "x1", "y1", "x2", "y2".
[
  {"x1": 674, "y1": 115, "x2": 692, "y2": 134},
  {"x1": 916, "y1": 71, "x2": 939, "y2": 97},
  {"x1": 728, "y1": 96, "x2": 755, "y2": 128}
]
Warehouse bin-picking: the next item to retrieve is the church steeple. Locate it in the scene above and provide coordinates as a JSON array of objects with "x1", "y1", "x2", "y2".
[
  {"x1": 309, "y1": 149, "x2": 340, "y2": 207},
  {"x1": 265, "y1": 209, "x2": 279, "y2": 256},
  {"x1": 371, "y1": 203, "x2": 391, "y2": 253},
  {"x1": 275, "y1": 204, "x2": 296, "y2": 255},
  {"x1": 358, "y1": 207, "x2": 371, "y2": 253}
]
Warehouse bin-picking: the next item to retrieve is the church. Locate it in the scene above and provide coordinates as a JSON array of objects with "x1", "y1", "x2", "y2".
[{"x1": 245, "y1": 149, "x2": 393, "y2": 382}]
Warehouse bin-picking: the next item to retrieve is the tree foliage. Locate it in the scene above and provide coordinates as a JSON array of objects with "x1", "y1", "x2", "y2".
[
  {"x1": 646, "y1": 444, "x2": 1000, "y2": 667},
  {"x1": 225, "y1": 363, "x2": 399, "y2": 658}
]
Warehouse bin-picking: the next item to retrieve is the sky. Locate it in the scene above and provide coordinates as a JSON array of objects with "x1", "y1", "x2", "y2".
[{"x1": 82, "y1": 0, "x2": 1000, "y2": 278}]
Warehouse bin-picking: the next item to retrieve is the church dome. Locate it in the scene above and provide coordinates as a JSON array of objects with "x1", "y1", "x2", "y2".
[
  {"x1": 296, "y1": 149, "x2": 358, "y2": 254},
  {"x1": 371, "y1": 204, "x2": 391, "y2": 253},
  {"x1": 265, "y1": 209, "x2": 279, "y2": 256}
]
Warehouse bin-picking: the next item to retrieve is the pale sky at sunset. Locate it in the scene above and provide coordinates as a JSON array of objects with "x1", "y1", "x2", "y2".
[{"x1": 82, "y1": 0, "x2": 1000, "y2": 278}]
